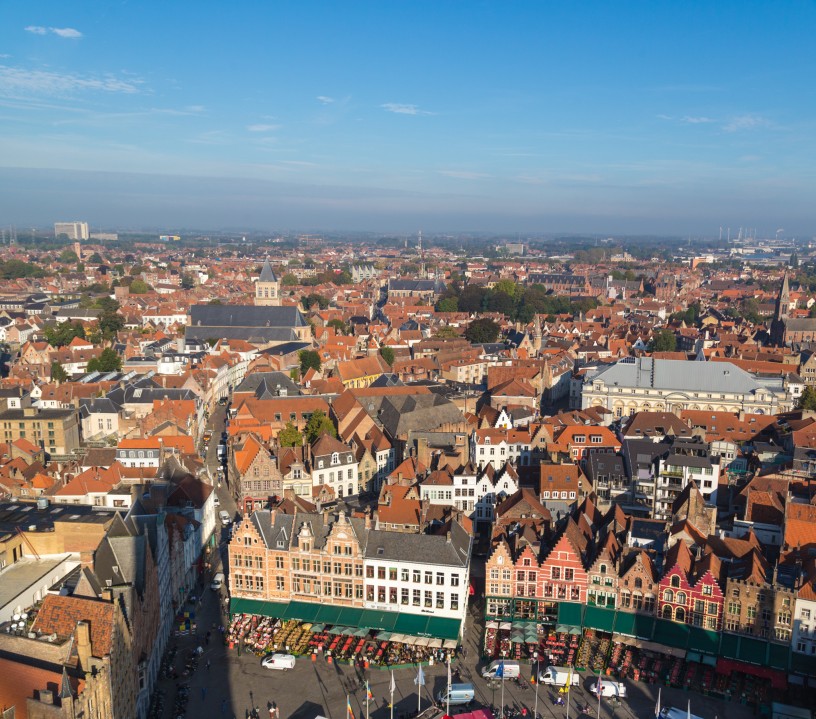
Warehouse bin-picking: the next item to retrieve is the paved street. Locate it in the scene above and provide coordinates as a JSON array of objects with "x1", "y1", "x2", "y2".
[{"x1": 154, "y1": 586, "x2": 758, "y2": 719}]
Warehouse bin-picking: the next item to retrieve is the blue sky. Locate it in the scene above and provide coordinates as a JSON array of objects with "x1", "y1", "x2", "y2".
[{"x1": 0, "y1": 1, "x2": 814, "y2": 234}]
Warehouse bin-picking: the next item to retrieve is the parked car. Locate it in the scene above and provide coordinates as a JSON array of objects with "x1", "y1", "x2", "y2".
[
  {"x1": 482, "y1": 660, "x2": 520, "y2": 680},
  {"x1": 261, "y1": 653, "x2": 296, "y2": 671},
  {"x1": 210, "y1": 572, "x2": 224, "y2": 591},
  {"x1": 590, "y1": 679, "x2": 627, "y2": 698},
  {"x1": 219, "y1": 510, "x2": 231, "y2": 526},
  {"x1": 539, "y1": 666, "x2": 579, "y2": 687},
  {"x1": 436, "y1": 683, "x2": 475, "y2": 706}
]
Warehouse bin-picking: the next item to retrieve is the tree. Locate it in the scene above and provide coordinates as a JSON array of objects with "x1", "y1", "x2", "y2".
[
  {"x1": 379, "y1": 346, "x2": 395, "y2": 366},
  {"x1": 436, "y1": 296, "x2": 458, "y2": 313},
  {"x1": 649, "y1": 329, "x2": 677, "y2": 353},
  {"x1": 298, "y1": 349, "x2": 321, "y2": 375},
  {"x1": 458, "y1": 285, "x2": 488, "y2": 313},
  {"x1": 464, "y1": 318, "x2": 501, "y2": 344},
  {"x1": 305, "y1": 410, "x2": 336, "y2": 443},
  {"x1": 50, "y1": 361, "x2": 69, "y2": 382},
  {"x1": 281, "y1": 273, "x2": 299, "y2": 286},
  {"x1": 180, "y1": 273, "x2": 195, "y2": 290},
  {"x1": 87, "y1": 348, "x2": 122, "y2": 373},
  {"x1": 58, "y1": 249, "x2": 78, "y2": 264},
  {"x1": 278, "y1": 421, "x2": 303, "y2": 447},
  {"x1": 302, "y1": 293, "x2": 330, "y2": 310},
  {"x1": 434, "y1": 326, "x2": 459, "y2": 339},
  {"x1": 327, "y1": 318, "x2": 348, "y2": 335},
  {"x1": 486, "y1": 290, "x2": 516, "y2": 317},
  {"x1": 798, "y1": 386, "x2": 816, "y2": 411},
  {"x1": 43, "y1": 321, "x2": 86, "y2": 348},
  {"x1": 129, "y1": 279, "x2": 151, "y2": 294},
  {"x1": 493, "y1": 279, "x2": 519, "y2": 298}
]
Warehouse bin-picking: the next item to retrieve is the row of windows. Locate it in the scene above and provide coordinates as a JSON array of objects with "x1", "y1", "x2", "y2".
[
  {"x1": 542, "y1": 490, "x2": 576, "y2": 500},
  {"x1": 292, "y1": 578, "x2": 361, "y2": 599},
  {"x1": 364, "y1": 567, "x2": 461, "y2": 585},
  {"x1": 365, "y1": 586, "x2": 459, "y2": 611}
]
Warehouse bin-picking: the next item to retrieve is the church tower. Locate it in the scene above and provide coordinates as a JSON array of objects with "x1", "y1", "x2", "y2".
[
  {"x1": 770, "y1": 270, "x2": 790, "y2": 346},
  {"x1": 254, "y1": 258, "x2": 281, "y2": 306}
]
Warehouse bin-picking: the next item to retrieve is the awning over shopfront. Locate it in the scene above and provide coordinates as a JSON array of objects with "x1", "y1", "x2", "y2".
[
  {"x1": 612, "y1": 612, "x2": 654, "y2": 640},
  {"x1": 557, "y1": 602, "x2": 584, "y2": 629},
  {"x1": 584, "y1": 606, "x2": 616, "y2": 634},
  {"x1": 230, "y1": 598, "x2": 461, "y2": 640},
  {"x1": 687, "y1": 627, "x2": 720, "y2": 656},
  {"x1": 716, "y1": 658, "x2": 787, "y2": 690},
  {"x1": 652, "y1": 618, "x2": 689, "y2": 650}
]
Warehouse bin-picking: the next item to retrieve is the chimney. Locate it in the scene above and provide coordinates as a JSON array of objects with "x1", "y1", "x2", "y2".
[
  {"x1": 38, "y1": 689, "x2": 55, "y2": 705},
  {"x1": 76, "y1": 620, "x2": 92, "y2": 671},
  {"x1": 446, "y1": 531, "x2": 451, "y2": 543},
  {"x1": 364, "y1": 506, "x2": 372, "y2": 530}
]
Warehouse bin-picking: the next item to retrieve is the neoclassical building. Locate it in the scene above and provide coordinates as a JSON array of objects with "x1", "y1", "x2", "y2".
[{"x1": 581, "y1": 357, "x2": 791, "y2": 418}]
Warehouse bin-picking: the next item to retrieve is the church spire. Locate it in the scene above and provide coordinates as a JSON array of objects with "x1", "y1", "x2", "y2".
[{"x1": 775, "y1": 270, "x2": 790, "y2": 322}]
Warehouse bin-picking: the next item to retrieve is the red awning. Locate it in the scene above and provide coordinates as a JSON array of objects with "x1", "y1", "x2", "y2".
[{"x1": 715, "y1": 658, "x2": 787, "y2": 689}]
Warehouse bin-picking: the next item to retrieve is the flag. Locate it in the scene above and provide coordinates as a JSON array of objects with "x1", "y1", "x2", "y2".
[
  {"x1": 687, "y1": 700, "x2": 692, "y2": 719},
  {"x1": 390, "y1": 670, "x2": 396, "y2": 696},
  {"x1": 495, "y1": 660, "x2": 505, "y2": 679},
  {"x1": 366, "y1": 680, "x2": 373, "y2": 701},
  {"x1": 447, "y1": 659, "x2": 452, "y2": 689},
  {"x1": 655, "y1": 688, "x2": 662, "y2": 719},
  {"x1": 414, "y1": 664, "x2": 425, "y2": 686},
  {"x1": 347, "y1": 695, "x2": 355, "y2": 719}
]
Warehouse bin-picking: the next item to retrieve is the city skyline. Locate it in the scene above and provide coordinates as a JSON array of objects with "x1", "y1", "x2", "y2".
[{"x1": 1, "y1": 1, "x2": 814, "y2": 233}]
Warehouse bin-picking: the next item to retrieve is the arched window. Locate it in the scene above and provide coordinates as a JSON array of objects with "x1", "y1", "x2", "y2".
[
  {"x1": 662, "y1": 605, "x2": 672, "y2": 619},
  {"x1": 599, "y1": 564, "x2": 607, "y2": 574},
  {"x1": 675, "y1": 607, "x2": 686, "y2": 623},
  {"x1": 663, "y1": 589, "x2": 674, "y2": 603},
  {"x1": 676, "y1": 592, "x2": 687, "y2": 605},
  {"x1": 331, "y1": 452, "x2": 340, "y2": 465},
  {"x1": 671, "y1": 575, "x2": 680, "y2": 588},
  {"x1": 634, "y1": 578, "x2": 643, "y2": 589}
]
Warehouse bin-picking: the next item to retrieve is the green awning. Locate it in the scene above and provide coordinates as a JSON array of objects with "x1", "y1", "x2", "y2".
[
  {"x1": 584, "y1": 606, "x2": 616, "y2": 634},
  {"x1": 377, "y1": 632, "x2": 392, "y2": 641},
  {"x1": 337, "y1": 607, "x2": 364, "y2": 627},
  {"x1": 767, "y1": 642, "x2": 789, "y2": 671},
  {"x1": 719, "y1": 632, "x2": 740, "y2": 659},
  {"x1": 230, "y1": 597, "x2": 289, "y2": 618},
  {"x1": 394, "y1": 613, "x2": 428, "y2": 637},
  {"x1": 284, "y1": 600, "x2": 321, "y2": 622},
  {"x1": 686, "y1": 651, "x2": 702, "y2": 664},
  {"x1": 555, "y1": 624, "x2": 569, "y2": 634},
  {"x1": 652, "y1": 618, "x2": 689, "y2": 649},
  {"x1": 790, "y1": 651, "x2": 816, "y2": 676},
  {"x1": 687, "y1": 627, "x2": 720, "y2": 656},
  {"x1": 557, "y1": 602, "x2": 585, "y2": 628},
  {"x1": 359, "y1": 609, "x2": 400, "y2": 632},
  {"x1": 613, "y1": 611, "x2": 655, "y2": 640},
  {"x1": 315, "y1": 605, "x2": 345, "y2": 624},
  {"x1": 424, "y1": 616, "x2": 462, "y2": 641},
  {"x1": 738, "y1": 636, "x2": 767, "y2": 665}
]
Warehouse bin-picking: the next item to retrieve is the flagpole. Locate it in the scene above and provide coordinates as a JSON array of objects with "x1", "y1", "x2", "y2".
[
  {"x1": 533, "y1": 667, "x2": 539, "y2": 719},
  {"x1": 500, "y1": 671, "x2": 505, "y2": 718},
  {"x1": 596, "y1": 668, "x2": 602, "y2": 719},
  {"x1": 366, "y1": 684, "x2": 370, "y2": 719},
  {"x1": 417, "y1": 664, "x2": 421, "y2": 714},
  {"x1": 447, "y1": 656, "x2": 451, "y2": 718},
  {"x1": 566, "y1": 675, "x2": 570, "y2": 719},
  {"x1": 390, "y1": 671, "x2": 394, "y2": 719}
]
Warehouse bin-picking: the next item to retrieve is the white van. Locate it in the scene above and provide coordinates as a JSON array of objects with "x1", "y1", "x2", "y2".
[
  {"x1": 261, "y1": 653, "x2": 296, "y2": 671},
  {"x1": 591, "y1": 678, "x2": 627, "y2": 698},
  {"x1": 219, "y1": 510, "x2": 231, "y2": 526},
  {"x1": 481, "y1": 660, "x2": 521, "y2": 680},
  {"x1": 436, "y1": 683, "x2": 475, "y2": 706},
  {"x1": 539, "y1": 665, "x2": 579, "y2": 686},
  {"x1": 210, "y1": 572, "x2": 224, "y2": 591}
]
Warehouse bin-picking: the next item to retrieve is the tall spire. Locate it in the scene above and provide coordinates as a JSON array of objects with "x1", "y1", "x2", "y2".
[
  {"x1": 259, "y1": 257, "x2": 277, "y2": 283},
  {"x1": 775, "y1": 270, "x2": 790, "y2": 322}
]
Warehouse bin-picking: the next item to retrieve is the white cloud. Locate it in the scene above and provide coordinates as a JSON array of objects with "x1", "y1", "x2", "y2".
[
  {"x1": 185, "y1": 105, "x2": 205, "y2": 113},
  {"x1": 316, "y1": 95, "x2": 334, "y2": 104},
  {"x1": 0, "y1": 65, "x2": 143, "y2": 96},
  {"x1": 25, "y1": 25, "x2": 83, "y2": 38},
  {"x1": 656, "y1": 114, "x2": 673, "y2": 120},
  {"x1": 723, "y1": 114, "x2": 770, "y2": 132},
  {"x1": 438, "y1": 170, "x2": 489, "y2": 180},
  {"x1": 681, "y1": 115, "x2": 714, "y2": 124},
  {"x1": 50, "y1": 27, "x2": 82, "y2": 38},
  {"x1": 247, "y1": 123, "x2": 280, "y2": 132},
  {"x1": 381, "y1": 103, "x2": 433, "y2": 116}
]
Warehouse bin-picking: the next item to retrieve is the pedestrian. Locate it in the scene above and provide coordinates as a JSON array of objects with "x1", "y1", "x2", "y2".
[
  {"x1": 206, "y1": 660, "x2": 211, "y2": 671},
  {"x1": 268, "y1": 706, "x2": 274, "y2": 718}
]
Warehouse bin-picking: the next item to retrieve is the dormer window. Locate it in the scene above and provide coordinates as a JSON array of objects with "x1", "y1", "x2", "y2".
[
  {"x1": 277, "y1": 540, "x2": 284, "y2": 548},
  {"x1": 331, "y1": 452, "x2": 340, "y2": 465}
]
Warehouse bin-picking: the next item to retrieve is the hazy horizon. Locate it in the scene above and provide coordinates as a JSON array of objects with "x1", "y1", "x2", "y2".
[{"x1": 1, "y1": 2, "x2": 814, "y2": 235}]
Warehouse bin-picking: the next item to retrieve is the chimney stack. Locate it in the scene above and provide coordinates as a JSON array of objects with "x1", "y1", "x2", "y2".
[{"x1": 76, "y1": 620, "x2": 92, "y2": 671}]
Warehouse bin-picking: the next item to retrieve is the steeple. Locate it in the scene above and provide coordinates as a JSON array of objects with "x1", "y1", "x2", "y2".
[
  {"x1": 255, "y1": 257, "x2": 281, "y2": 306},
  {"x1": 775, "y1": 270, "x2": 790, "y2": 322},
  {"x1": 259, "y1": 257, "x2": 278, "y2": 283}
]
